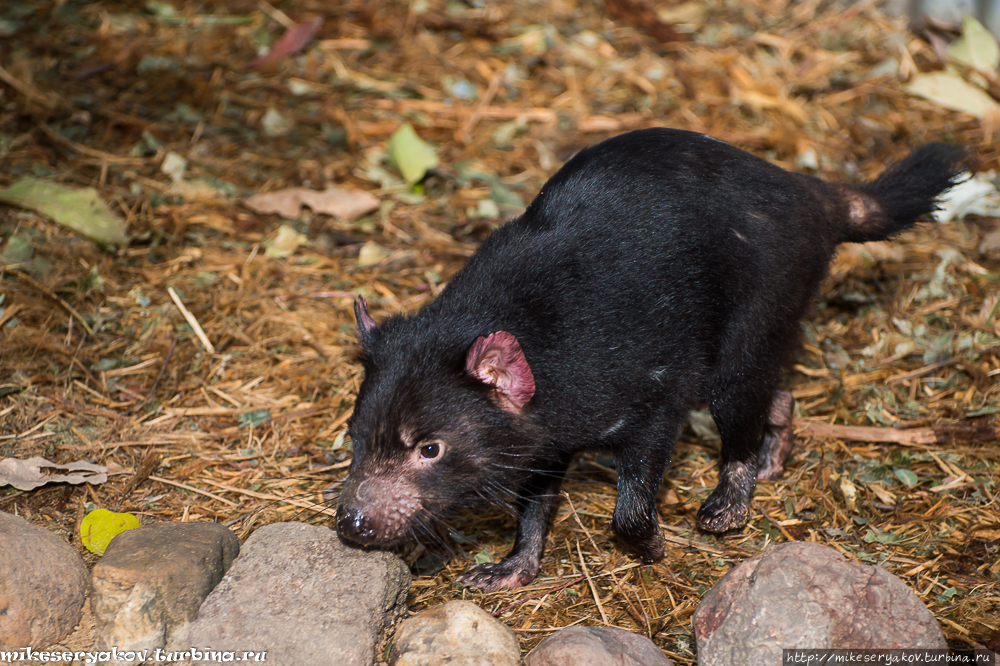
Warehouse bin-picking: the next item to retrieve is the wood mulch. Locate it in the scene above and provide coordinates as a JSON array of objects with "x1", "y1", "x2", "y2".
[{"x1": 1, "y1": 0, "x2": 998, "y2": 661}]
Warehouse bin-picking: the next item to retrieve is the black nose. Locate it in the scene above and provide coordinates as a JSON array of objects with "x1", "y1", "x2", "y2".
[{"x1": 336, "y1": 505, "x2": 376, "y2": 544}]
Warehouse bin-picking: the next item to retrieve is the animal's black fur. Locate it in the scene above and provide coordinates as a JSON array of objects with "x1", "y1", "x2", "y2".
[{"x1": 335, "y1": 128, "x2": 966, "y2": 591}]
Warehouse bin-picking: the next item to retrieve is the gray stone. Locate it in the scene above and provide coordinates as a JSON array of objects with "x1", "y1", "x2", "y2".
[
  {"x1": 90, "y1": 521, "x2": 241, "y2": 664},
  {"x1": 390, "y1": 600, "x2": 520, "y2": 666},
  {"x1": 0, "y1": 511, "x2": 89, "y2": 649},
  {"x1": 693, "y1": 541, "x2": 946, "y2": 666},
  {"x1": 527, "y1": 626, "x2": 674, "y2": 666},
  {"x1": 187, "y1": 522, "x2": 410, "y2": 666}
]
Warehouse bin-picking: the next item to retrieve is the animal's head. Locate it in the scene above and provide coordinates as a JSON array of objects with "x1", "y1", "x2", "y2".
[{"x1": 334, "y1": 296, "x2": 540, "y2": 547}]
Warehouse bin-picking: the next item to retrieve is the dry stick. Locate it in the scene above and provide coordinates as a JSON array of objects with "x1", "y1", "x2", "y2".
[
  {"x1": 565, "y1": 493, "x2": 650, "y2": 633},
  {"x1": 887, "y1": 357, "x2": 962, "y2": 385},
  {"x1": 796, "y1": 420, "x2": 938, "y2": 445},
  {"x1": 492, "y1": 575, "x2": 588, "y2": 617},
  {"x1": 147, "y1": 475, "x2": 238, "y2": 506},
  {"x1": 167, "y1": 287, "x2": 215, "y2": 353},
  {"x1": 38, "y1": 123, "x2": 147, "y2": 165},
  {"x1": 9, "y1": 270, "x2": 94, "y2": 336},
  {"x1": 115, "y1": 449, "x2": 161, "y2": 506},
  {"x1": 197, "y1": 478, "x2": 338, "y2": 518},
  {"x1": 576, "y1": 539, "x2": 610, "y2": 625},
  {"x1": 129, "y1": 336, "x2": 177, "y2": 415},
  {"x1": 760, "y1": 506, "x2": 796, "y2": 542},
  {"x1": 0, "y1": 64, "x2": 63, "y2": 110},
  {"x1": 0, "y1": 302, "x2": 23, "y2": 329},
  {"x1": 461, "y1": 71, "x2": 504, "y2": 143}
]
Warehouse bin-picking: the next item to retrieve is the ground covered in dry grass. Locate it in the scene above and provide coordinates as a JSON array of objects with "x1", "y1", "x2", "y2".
[{"x1": 1, "y1": 0, "x2": 998, "y2": 662}]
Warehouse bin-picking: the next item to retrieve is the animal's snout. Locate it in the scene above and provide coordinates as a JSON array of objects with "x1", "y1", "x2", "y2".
[{"x1": 336, "y1": 505, "x2": 377, "y2": 544}]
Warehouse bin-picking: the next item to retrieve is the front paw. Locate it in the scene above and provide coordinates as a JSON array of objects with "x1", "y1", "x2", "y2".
[
  {"x1": 458, "y1": 557, "x2": 540, "y2": 592},
  {"x1": 613, "y1": 524, "x2": 666, "y2": 563}
]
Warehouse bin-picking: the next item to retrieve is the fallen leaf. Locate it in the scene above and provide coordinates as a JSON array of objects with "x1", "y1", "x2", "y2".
[
  {"x1": 0, "y1": 456, "x2": 108, "y2": 491},
  {"x1": 839, "y1": 476, "x2": 858, "y2": 511},
  {"x1": 80, "y1": 508, "x2": 140, "y2": 555},
  {"x1": 0, "y1": 177, "x2": 127, "y2": 247},
  {"x1": 248, "y1": 15, "x2": 323, "y2": 69},
  {"x1": 244, "y1": 186, "x2": 380, "y2": 220},
  {"x1": 161, "y1": 151, "x2": 187, "y2": 183},
  {"x1": 265, "y1": 224, "x2": 307, "y2": 258},
  {"x1": 386, "y1": 123, "x2": 439, "y2": 184},
  {"x1": 947, "y1": 17, "x2": 1000, "y2": 74},
  {"x1": 905, "y1": 71, "x2": 1000, "y2": 119},
  {"x1": 357, "y1": 240, "x2": 390, "y2": 267},
  {"x1": 261, "y1": 107, "x2": 295, "y2": 137}
]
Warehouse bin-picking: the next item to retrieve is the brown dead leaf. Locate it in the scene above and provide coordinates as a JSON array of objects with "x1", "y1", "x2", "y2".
[
  {"x1": 0, "y1": 456, "x2": 108, "y2": 491},
  {"x1": 243, "y1": 186, "x2": 380, "y2": 220}
]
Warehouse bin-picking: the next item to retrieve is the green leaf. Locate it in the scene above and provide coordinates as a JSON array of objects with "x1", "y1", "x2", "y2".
[
  {"x1": 237, "y1": 409, "x2": 271, "y2": 428},
  {"x1": 0, "y1": 177, "x2": 127, "y2": 247},
  {"x1": 80, "y1": 508, "x2": 140, "y2": 555},
  {"x1": 473, "y1": 548, "x2": 494, "y2": 565},
  {"x1": 386, "y1": 123, "x2": 438, "y2": 184},
  {"x1": 894, "y1": 468, "x2": 919, "y2": 488}
]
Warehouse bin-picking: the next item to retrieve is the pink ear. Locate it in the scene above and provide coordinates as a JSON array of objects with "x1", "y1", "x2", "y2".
[
  {"x1": 355, "y1": 296, "x2": 377, "y2": 333},
  {"x1": 465, "y1": 331, "x2": 535, "y2": 413}
]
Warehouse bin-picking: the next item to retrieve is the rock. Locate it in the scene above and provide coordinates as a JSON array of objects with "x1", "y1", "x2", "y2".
[
  {"x1": 693, "y1": 541, "x2": 946, "y2": 666},
  {"x1": 90, "y1": 521, "x2": 241, "y2": 663},
  {"x1": 187, "y1": 522, "x2": 410, "y2": 666},
  {"x1": 390, "y1": 600, "x2": 520, "y2": 666},
  {"x1": 526, "y1": 626, "x2": 674, "y2": 666},
  {"x1": 0, "y1": 511, "x2": 89, "y2": 649}
]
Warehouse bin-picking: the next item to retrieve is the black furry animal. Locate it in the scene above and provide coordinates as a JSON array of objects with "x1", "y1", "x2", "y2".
[{"x1": 334, "y1": 128, "x2": 965, "y2": 591}]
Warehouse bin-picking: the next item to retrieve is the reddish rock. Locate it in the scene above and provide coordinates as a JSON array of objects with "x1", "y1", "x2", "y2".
[{"x1": 693, "y1": 541, "x2": 945, "y2": 666}]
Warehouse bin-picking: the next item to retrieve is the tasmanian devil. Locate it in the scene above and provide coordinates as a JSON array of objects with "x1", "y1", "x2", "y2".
[{"x1": 334, "y1": 127, "x2": 965, "y2": 591}]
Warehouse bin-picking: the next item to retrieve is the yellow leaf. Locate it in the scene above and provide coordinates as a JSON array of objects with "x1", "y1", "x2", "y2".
[
  {"x1": 80, "y1": 508, "x2": 140, "y2": 556},
  {"x1": 905, "y1": 71, "x2": 1000, "y2": 119},
  {"x1": 948, "y1": 17, "x2": 1000, "y2": 73}
]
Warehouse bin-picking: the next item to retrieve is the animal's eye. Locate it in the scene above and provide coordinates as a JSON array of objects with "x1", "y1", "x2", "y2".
[{"x1": 419, "y1": 442, "x2": 442, "y2": 460}]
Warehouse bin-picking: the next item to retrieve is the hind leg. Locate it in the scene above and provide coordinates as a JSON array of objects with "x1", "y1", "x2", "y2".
[
  {"x1": 697, "y1": 376, "x2": 786, "y2": 533},
  {"x1": 758, "y1": 389, "x2": 795, "y2": 481}
]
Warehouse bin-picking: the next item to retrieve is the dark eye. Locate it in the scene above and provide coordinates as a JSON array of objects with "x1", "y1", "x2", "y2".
[{"x1": 419, "y1": 442, "x2": 441, "y2": 460}]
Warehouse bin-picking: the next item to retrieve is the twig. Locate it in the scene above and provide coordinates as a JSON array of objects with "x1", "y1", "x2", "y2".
[
  {"x1": 148, "y1": 475, "x2": 238, "y2": 506},
  {"x1": 38, "y1": 123, "x2": 147, "y2": 165},
  {"x1": 492, "y1": 575, "x2": 588, "y2": 616},
  {"x1": 576, "y1": 539, "x2": 609, "y2": 625},
  {"x1": 197, "y1": 478, "x2": 338, "y2": 517},
  {"x1": 797, "y1": 420, "x2": 937, "y2": 445},
  {"x1": 0, "y1": 64, "x2": 64, "y2": 110},
  {"x1": 0, "y1": 302, "x2": 23, "y2": 329},
  {"x1": 167, "y1": 287, "x2": 215, "y2": 353},
  {"x1": 257, "y1": 0, "x2": 295, "y2": 28},
  {"x1": 8, "y1": 270, "x2": 94, "y2": 336},
  {"x1": 887, "y1": 357, "x2": 962, "y2": 385},
  {"x1": 115, "y1": 449, "x2": 161, "y2": 505},
  {"x1": 462, "y1": 71, "x2": 504, "y2": 143},
  {"x1": 129, "y1": 337, "x2": 177, "y2": 415}
]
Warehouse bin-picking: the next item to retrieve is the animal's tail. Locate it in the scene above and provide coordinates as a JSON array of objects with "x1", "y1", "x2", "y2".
[{"x1": 838, "y1": 143, "x2": 967, "y2": 244}]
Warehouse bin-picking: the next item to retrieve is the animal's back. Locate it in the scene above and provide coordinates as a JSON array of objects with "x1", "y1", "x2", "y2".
[{"x1": 425, "y1": 129, "x2": 840, "y2": 438}]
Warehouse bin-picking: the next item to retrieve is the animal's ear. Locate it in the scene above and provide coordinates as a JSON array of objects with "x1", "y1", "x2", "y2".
[
  {"x1": 355, "y1": 296, "x2": 377, "y2": 346},
  {"x1": 465, "y1": 331, "x2": 535, "y2": 413}
]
